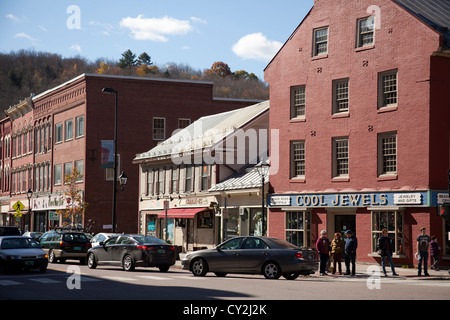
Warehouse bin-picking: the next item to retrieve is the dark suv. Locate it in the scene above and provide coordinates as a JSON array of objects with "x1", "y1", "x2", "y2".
[
  {"x1": 39, "y1": 230, "x2": 91, "y2": 264},
  {"x1": 0, "y1": 226, "x2": 21, "y2": 236}
]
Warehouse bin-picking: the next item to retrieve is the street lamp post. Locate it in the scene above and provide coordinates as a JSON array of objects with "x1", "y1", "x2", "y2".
[
  {"x1": 27, "y1": 188, "x2": 33, "y2": 231},
  {"x1": 102, "y1": 87, "x2": 119, "y2": 233}
]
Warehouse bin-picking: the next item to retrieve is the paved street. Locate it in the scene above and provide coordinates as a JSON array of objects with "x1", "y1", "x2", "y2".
[{"x1": 1, "y1": 259, "x2": 449, "y2": 302}]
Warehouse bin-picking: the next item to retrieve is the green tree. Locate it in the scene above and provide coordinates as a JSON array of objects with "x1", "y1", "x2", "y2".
[
  {"x1": 118, "y1": 49, "x2": 137, "y2": 69},
  {"x1": 137, "y1": 52, "x2": 153, "y2": 66}
]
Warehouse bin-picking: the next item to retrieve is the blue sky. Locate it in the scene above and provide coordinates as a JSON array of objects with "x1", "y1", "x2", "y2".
[{"x1": 0, "y1": 0, "x2": 314, "y2": 80}]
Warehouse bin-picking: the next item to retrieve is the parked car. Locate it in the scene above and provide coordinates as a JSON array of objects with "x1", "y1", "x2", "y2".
[
  {"x1": 90, "y1": 233, "x2": 118, "y2": 248},
  {"x1": 39, "y1": 230, "x2": 91, "y2": 264},
  {"x1": 87, "y1": 234, "x2": 176, "y2": 272},
  {"x1": 181, "y1": 236, "x2": 318, "y2": 280},
  {"x1": 0, "y1": 236, "x2": 48, "y2": 273},
  {"x1": 0, "y1": 226, "x2": 21, "y2": 236},
  {"x1": 23, "y1": 232, "x2": 43, "y2": 242}
]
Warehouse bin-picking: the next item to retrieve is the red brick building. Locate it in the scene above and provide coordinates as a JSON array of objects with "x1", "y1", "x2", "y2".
[
  {"x1": 1, "y1": 74, "x2": 259, "y2": 233},
  {"x1": 264, "y1": 0, "x2": 450, "y2": 267}
]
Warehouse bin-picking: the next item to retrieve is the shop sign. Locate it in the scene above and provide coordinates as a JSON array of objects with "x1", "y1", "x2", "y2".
[{"x1": 268, "y1": 191, "x2": 429, "y2": 208}]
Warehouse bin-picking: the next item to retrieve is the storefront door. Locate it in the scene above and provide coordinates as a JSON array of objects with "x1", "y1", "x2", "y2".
[{"x1": 335, "y1": 214, "x2": 356, "y2": 238}]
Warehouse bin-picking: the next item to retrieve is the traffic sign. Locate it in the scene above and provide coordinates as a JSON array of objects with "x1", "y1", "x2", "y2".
[{"x1": 12, "y1": 200, "x2": 25, "y2": 217}]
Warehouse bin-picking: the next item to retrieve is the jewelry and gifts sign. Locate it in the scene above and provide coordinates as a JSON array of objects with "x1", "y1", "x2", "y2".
[{"x1": 269, "y1": 191, "x2": 445, "y2": 208}]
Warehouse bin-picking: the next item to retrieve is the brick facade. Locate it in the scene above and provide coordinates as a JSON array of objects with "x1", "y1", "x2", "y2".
[{"x1": 264, "y1": 0, "x2": 450, "y2": 267}]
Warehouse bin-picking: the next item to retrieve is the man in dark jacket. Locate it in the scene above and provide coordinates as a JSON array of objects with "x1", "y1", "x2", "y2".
[{"x1": 344, "y1": 230, "x2": 357, "y2": 276}]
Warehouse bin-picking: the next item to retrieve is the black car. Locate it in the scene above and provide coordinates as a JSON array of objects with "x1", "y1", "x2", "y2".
[
  {"x1": 181, "y1": 236, "x2": 318, "y2": 280},
  {"x1": 87, "y1": 234, "x2": 176, "y2": 272},
  {"x1": 39, "y1": 230, "x2": 91, "y2": 264},
  {"x1": 0, "y1": 226, "x2": 21, "y2": 236}
]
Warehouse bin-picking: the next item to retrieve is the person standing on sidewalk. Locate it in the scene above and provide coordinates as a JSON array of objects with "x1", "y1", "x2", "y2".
[
  {"x1": 344, "y1": 230, "x2": 357, "y2": 276},
  {"x1": 316, "y1": 230, "x2": 331, "y2": 276},
  {"x1": 377, "y1": 228, "x2": 399, "y2": 277},
  {"x1": 330, "y1": 233, "x2": 345, "y2": 275},
  {"x1": 416, "y1": 227, "x2": 431, "y2": 276},
  {"x1": 430, "y1": 235, "x2": 440, "y2": 271}
]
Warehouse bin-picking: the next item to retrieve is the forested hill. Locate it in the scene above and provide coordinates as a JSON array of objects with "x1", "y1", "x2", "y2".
[{"x1": 0, "y1": 49, "x2": 269, "y2": 117}]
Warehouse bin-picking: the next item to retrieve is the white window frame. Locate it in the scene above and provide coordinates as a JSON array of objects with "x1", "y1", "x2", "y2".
[
  {"x1": 65, "y1": 119, "x2": 73, "y2": 141},
  {"x1": 378, "y1": 132, "x2": 397, "y2": 176},
  {"x1": 285, "y1": 211, "x2": 311, "y2": 248},
  {"x1": 378, "y1": 70, "x2": 398, "y2": 109},
  {"x1": 332, "y1": 78, "x2": 349, "y2": 114},
  {"x1": 75, "y1": 115, "x2": 84, "y2": 138},
  {"x1": 54, "y1": 164, "x2": 62, "y2": 185},
  {"x1": 357, "y1": 16, "x2": 375, "y2": 48},
  {"x1": 291, "y1": 141, "x2": 305, "y2": 179},
  {"x1": 371, "y1": 210, "x2": 404, "y2": 256},
  {"x1": 290, "y1": 86, "x2": 306, "y2": 119},
  {"x1": 313, "y1": 27, "x2": 329, "y2": 57},
  {"x1": 333, "y1": 137, "x2": 349, "y2": 178}
]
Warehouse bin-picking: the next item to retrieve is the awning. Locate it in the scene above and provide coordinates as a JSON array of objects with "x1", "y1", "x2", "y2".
[{"x1": 157, "y1": 207, "x2": 208, "y2": 219}]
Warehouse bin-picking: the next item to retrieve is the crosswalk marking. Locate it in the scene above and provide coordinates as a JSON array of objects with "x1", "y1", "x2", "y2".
[
  {"x1": 100, "y1": 276, "x2": 137, "y2": 282},
  {"x1": 0, "y1": 280, "x2": 22, "y2": 286},
  {"x1": 137, "y1": 275, "x2": 173, "y2": 281},
  {"x1": 30, "y1": 278, "x2": 61, "y2": 284}
]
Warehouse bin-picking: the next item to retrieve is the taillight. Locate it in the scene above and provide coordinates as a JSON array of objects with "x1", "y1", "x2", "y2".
[
  {"x1": 295, "y1": 251, "x2": 303, "y2": 259},
  {"x1": 137, "y1": 245, "x2": 148, "y2": 250},
  {"x1": 86, "y1": 243, "x2": 91, "y2": 248},
  {"x1": 168, "y1": 246, "x2": 175, "y2": 251},
  {"x1": 60, "y1": 241, "x2": 69, "y2": 248}
]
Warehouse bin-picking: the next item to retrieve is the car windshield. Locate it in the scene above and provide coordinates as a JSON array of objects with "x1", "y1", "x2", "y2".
[
  {"x1": 1, "y1": 238, "x2": 40, "y2": 249},
  {"x1": 133, "y1": 236, "x2": 166, "y2": 245},
  {"x1": 62, "y1": 233, "x2": 88, "y2": 242}
]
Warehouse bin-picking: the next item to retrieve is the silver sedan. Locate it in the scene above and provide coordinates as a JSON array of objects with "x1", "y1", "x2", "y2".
[{"x1": 181, "y1": 236, "x2": 318, "y2": 280}]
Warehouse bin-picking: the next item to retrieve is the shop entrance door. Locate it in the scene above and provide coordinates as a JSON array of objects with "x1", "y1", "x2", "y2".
[{"x1": 335, "y1": 215, "x2": 356, "y2": 239}]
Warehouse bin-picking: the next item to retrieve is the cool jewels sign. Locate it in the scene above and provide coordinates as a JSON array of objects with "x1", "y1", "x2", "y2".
[{"x1": 269, "y1": 191, "x2": 427, "y2": 208}]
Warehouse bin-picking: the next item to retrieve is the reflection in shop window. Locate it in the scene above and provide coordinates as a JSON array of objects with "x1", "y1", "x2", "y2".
[
  {"x1": 285, "y1": 211, "x2": 311, "y2": 247},
  {"x1": 371, "y1": 211, "x2": 404, "y2": 255},
  {"x1": 197, "y1": 211, "x2": 213, "y2": 228}
]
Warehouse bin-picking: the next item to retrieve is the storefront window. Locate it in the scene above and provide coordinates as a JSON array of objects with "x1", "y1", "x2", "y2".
[
  {"x1": 445, "y1": 217, "x2": 450, "y2": 256},
  {"x1": 197, "y1": 210, "x2": 213, "y2": 228},
  {"x1": 285, "y1": 211, "x2": 311, "y2": 247},
  {"x1": 224, "y1": 209, "x2": 239, "y2": 240},
  {"x1": 371, "y1": 211, "x2": 404, "y2": 255}
]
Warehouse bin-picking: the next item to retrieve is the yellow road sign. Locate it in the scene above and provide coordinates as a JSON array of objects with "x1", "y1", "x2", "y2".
[{"x1": 12, "y1": 200, "x2": 25, "y2": 214}]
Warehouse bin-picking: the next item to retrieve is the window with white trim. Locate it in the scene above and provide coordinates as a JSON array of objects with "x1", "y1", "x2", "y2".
[
  {"x1": 357, "y1": 16, "x2": 375, "y2": 47},
  {"x1": 290, "y1": 86, "x2": 306, "y2": 119},
  {"x1": 332, "y1": 78, "x2": 349, "y2": 114},
  {"x1": 378, "y1": 70, "x2": 398, "y2": 109},
  {"x1": 286, "y1": 211, "x2": 311, "y2": 247},
  {"x1": 291, "y1": 141, "x2": 305, "y2": 178},
  {"x1": 333, "y1": 137, "x2": 349, "y2": 178},
  {"x1": 378, "y1": 132, "x2": 397, "y2": 176},
  {"x1": 313, "y1": 27, "x2": 328, "y2": 56},
  {"x1": 371, "y1": 211, "x2": 404, "y2": 255}
]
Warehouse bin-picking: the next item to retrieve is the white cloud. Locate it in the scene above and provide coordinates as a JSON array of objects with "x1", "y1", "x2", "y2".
[
  {"x1": 232, "y1": 33, "x2": 283, "y2": 62},
  {"x1": 190, "y1": 16, "x2": 207, "y2": 24},
  {"x1": 6, "y1": 14, "x2": 20, "y2": 22},
  {"x1": 70, "y1": 44, "x2": 82, "y2": 53},
  {"x1": 15, "y1": 32, "x2": 36, "y2": 41},
  {"x1": 120, "y1": 15, "x2": 193, "y2": 42}
]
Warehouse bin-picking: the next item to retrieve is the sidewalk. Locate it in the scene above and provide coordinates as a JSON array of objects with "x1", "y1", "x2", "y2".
[{"x1": 174, "y1": 254, "x2": 450, "y2": 280}]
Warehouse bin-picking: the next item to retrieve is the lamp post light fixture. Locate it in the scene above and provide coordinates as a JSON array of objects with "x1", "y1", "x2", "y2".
[
  {"x1": 27, "y1": 189, "x2": 33, "y2": 230},
  {"x1": 255, "y1": 161, "x2": 270, "y2": 236},
  {"x1": 102, "y1": 87, "x2": 119, "y2": 233},
  {"x1": 118, "y1": 171, "x2": 128, "y2": 191}
]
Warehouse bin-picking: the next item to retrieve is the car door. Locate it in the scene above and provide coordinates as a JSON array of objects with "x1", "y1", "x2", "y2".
[
  {"x1": 206, "y1": 237, "x2": 244, "y2": 273},
  {"x1": 110, "y1": 236, "x2": 132, "y2": 263},
  {"x1": 95, "y1": 236, "x2": 118, "y2": 263},
  {"x1": 238, "y1": 238, "x2": 271, "y2": 272}
]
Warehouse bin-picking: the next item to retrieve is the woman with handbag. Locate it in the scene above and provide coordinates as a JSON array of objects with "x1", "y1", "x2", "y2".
[{"x1": 377, "y1": 228, "x2": 399, "y2": 276}]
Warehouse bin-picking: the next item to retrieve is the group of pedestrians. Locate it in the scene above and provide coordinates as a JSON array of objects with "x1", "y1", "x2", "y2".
[
  {"x1": 316, "y1": 229, "x2": 357, "y2": 276},
  {"x1": 315, "y1": 226, "x2": 442, "y2": 277}
]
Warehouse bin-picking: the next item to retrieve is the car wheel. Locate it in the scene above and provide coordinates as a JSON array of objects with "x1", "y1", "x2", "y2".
[
  {"x1": 262, "y1": 261, "x2": 281, "y2": 279},
  {"x1": 48, "y1": 250, "x2": 57, "y2": 263},
  {"x1": 122, "y1": 254, "x2": 135, "y2": 271},
  {"x1": 158, "y1": 266, "x2": 170, "y2": 272},
  {"x1": 191, "y1": 258, "x2": 208, "y2": 277},
  {"x1": 282, "y1": 272, "x2": 300, "y2": 280},
  {"x1": 87, "y1": 253, "x2": 97, "y2": 269},
  {"x1": 214, "y1": 272, "x2": 227, "y2": 277}
]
